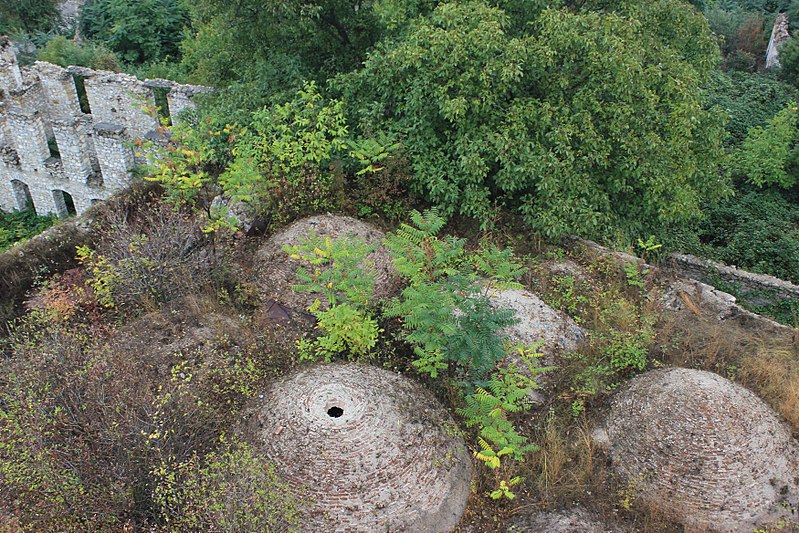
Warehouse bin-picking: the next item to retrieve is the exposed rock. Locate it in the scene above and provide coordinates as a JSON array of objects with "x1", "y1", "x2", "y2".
[
  {"x1": 766, "y1": 13, "x2": 791, "y2": 69},
  {"x1": 506, "y1": 508, "x2": 624, "y2": 532},
  {"x1": 242, "y1": 363, "x2": 473, "y2": 532},
  {"x1": 573, "y1": 238, "x2": 644, "y2": 267},
  {"x1": 662, "y1": 278, "x2": 795, "y2": 338},
  {"x1": 57, "y1": 0, "x2": 86, "y2": 31},
  {"x1": 255, "y1": 214, "x2": 398, "y2": 311},
  {"x1": 545, "y1": 258, "x2": 588, "y2": 280},
  {"x1": 209, "y1": 194, "x2": 254, "y2": 233},
  {"x1": 668, "y1": 252, "x2": 799, "y2": 306},
  {"x1": 595, "y1": 368, "x2": 799, "y2": 532},
  {"x1": 661, "y1": 278, "x2": 738, "y2": 320},
  {"x1": 485, "y1": 288, "x2": 585, "y2": 403}
]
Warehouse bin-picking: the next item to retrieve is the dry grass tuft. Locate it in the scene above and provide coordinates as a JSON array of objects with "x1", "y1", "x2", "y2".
[
  {"x1": 739, "y1": 345, "x2": 799, "y2": 433},
  {"x1": 524, "y1": 414, "x2": 606, "y2": 507},
  {"x1": 655, "y1": 304, "x2": 799, "y2": 437}
]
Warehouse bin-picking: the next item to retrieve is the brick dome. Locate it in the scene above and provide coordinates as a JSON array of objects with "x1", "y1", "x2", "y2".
[
  {"x1": 243, "y1": 364, "x2": 473, "y2": 532},
  {"x1": 599, "y1": 368, "x2": 799, "y2": 532},
  {"x1": 256, "y1": 215, "x2": 397, "y2": 311}
]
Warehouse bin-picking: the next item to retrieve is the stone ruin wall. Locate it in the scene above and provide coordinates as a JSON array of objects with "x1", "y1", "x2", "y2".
[
  {"x1": 575, "y1": 238, "x2": 797, "y2": 339},
  {"x1": 669, "y1": 252, "x2": 799, "y2": 306},
  {"x1": 0, "y1": 38, "x2": 211, "y2": 218},
  {"x1": 766, "y1": 13, "x2": 791, "y2": 69}
]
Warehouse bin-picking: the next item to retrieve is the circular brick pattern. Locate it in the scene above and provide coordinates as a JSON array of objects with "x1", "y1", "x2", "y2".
[
  {"x1": 243, "y1": 364, "x2": 473, "y2": 532},
  {"x1": 602, "y1": 368, "x2": 799, "y2": 532}
]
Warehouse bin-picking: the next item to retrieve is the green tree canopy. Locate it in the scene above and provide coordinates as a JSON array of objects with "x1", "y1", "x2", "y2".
[
  {"x1": 735, "y1": 102, "x2": 799, "y2": 188},
  {"x1": 778, "y1": 38, "x2": 799, "y2": 89},
  {"x1": 339, "y1": 0, "x2": 729, "y2": 238},
  {"x1": 0, "y1": 0, "x2": 58, "y2": 34},
  {"x1": 80, "y1": 0, "x2": 189, "y2": 64},
  {"x1": 704, "y1": 70, "x2": 799, "y2": 147},
  {"x1": 178, "y1": 0, "x2": 386, "y2": 87}
]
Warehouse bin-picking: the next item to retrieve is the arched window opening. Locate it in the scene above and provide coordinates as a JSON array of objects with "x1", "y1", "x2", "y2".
[
  {"x1": 73, "y1": 74, "x2": 91, "y2": 114},
  {"x1": 10, "y1": 179, "x2": 33, "y2": 212},
  {"x1": 52, "y1": 189, "x2": 77, "y2": 217}
]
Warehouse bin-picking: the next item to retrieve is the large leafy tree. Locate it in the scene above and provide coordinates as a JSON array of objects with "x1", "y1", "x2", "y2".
[
  {"x1": 340, "y1": 0, "x2": 730, "y2": 239},
  {"x1": 179, "y1": 0, "x2": 386, "y2": 86},
  {"x1": 0, "y1": 0, "x2": 58, "y2": 34},
  {"x1": 80, "y1": 0, "x2": 189, "y2": 64}
]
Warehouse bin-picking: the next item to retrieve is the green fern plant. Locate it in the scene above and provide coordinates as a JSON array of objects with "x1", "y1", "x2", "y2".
[
  {"x1": 458, "y1": 349, "x2": 547, "y2": 499},
  {"x1": 383, "y1": 208, "x2": 464, "y2": 284},
  {"x1": 384, "y1": 209, "x2": 544, "y2": 500},
  {"x1": 459, "y1": 363, "x2": 540, "y2": 466},
  {"x1": 383, "y1": 208, "x2": 525, "y2": 380}
]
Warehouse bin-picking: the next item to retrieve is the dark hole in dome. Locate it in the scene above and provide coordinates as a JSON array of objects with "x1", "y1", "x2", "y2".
[{"x1": 328, "y1": 406, "x2": 344, "y2": 418}]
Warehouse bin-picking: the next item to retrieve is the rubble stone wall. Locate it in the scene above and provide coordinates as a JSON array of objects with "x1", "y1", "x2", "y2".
[
  {"x1": 766, "y1": 13, "x2": 791, "y2": 69},
  {"x1": 669, "y1": 253, "x2": 799, "y2": 305},
  {"x1": 0, "y1": 37, "x2": 210, "y2": 217}
]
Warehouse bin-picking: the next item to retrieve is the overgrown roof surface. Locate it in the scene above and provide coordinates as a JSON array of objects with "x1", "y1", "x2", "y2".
[{"x1": 242, "y1": 363, "x2": 473, "y2": 532}]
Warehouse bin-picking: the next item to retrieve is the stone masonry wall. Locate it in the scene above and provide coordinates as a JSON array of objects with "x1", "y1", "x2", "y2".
[
  {"x1": 669, "y1": 253, "x2": 799, "y2": 305},
  {"x1": 766, "y1": 13, "x2": 791, "y2": 69},
  {"x1": 0, "y1": 38, "x2": 210, "y2": 217},
  {"x1": 572, "y1": 238, "x2": 797, "y2": 339}
]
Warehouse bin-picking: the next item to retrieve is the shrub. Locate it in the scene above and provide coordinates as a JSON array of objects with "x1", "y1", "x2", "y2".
[
  {"x1": 383, "y1": 209, "x2": 524, "y2": 381},
  {"x1": 735, "y1": 102, "x2": 799, "y2": 188},
  {"x1": 0, "y1": 306, "x2": 268, "y2": 529},
  {"x1": 703, "y1": 70, "x2": 799, "y2": 148},
  {"x1": 459, "y1": 349, "x2": 545, "y2": 473},
  {"x1": 297, "y1": 301, "x2": 381, "y2": 361},
  {"x1": 76, "y1": 202, "x2": 222, "y2": 311},
  {"x1": 0, "y1": 0, "x2": 58, "y2": 34},
  {"x1": 0, "y1": 207, "x2": 57, "y2": 253},
  {"x1": 695, "y1": 188, "x2": 799, "y2": 284},
  {"x1": 152, "y1": 439, "x2": 302, "y2": 532},
  {"x1": 345, "y1": 134, "x2": 419, "y2": 222},
  {"x1": 383, "y1": 209, "x2": 547, "y2": 498},
  {"x1": 347, "y1": 148, "x2": 419, "y2": 223},
  {"x1": 221, "y1": 82, "x2": 348, "y2": 224},
  {"x1": 340, "y1": 1, "x2": 727, "y2": 238},
  {"x1": 704, "y1": 4, "x2": 764, "y2": 59},
  {"x1": 704, "y1": 5, "x2": 768, "y2": 71},
  {"x1": 143, "y1": 118, "x2": 237, "y2": 233},
  {"x1": 287, "y1": 232, "x2": 380, "y2": 362},
  {"x1": 779, "y1": 37, "x2": 799, "y2": 88},
  {"x1": 79, "y1": 0, "x2": 188, "y2": 64},
  {"x1": 25, "y1": 267, "x2": 103, "y2": 324},
  {"x1": 0, "y1": 315, "x2": 148, "y2": 530},
  {"x1": 537, "y1": 247, "x2": 659, "y2": 415},
  {"x1": 36, "y1": 36, "x2": 120, "y2": 70},
  {"x1": 144, "y1": 348, "x2": 265, "y2": 468}
]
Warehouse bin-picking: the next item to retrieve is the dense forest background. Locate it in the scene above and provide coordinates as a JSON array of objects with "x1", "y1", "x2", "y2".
[{"x1": 2, "y1": 0, "x2": 799, "y2": 285}]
